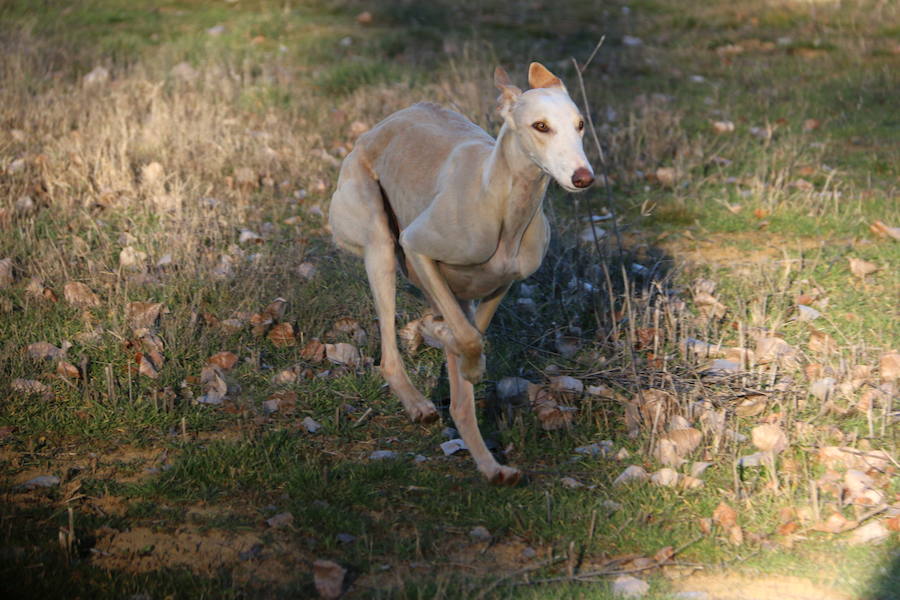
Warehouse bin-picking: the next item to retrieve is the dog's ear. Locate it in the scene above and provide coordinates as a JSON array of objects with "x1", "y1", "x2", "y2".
[
  {"x1": 528, "y1": 62, "x2": 563, "y2": 89},
  {"x1": 494, "y1": 66, "x2": 522, "y2": 122}
]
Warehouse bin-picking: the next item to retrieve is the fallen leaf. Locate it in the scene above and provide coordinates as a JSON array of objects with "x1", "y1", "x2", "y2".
[
  {"x1": 655, "y1": 166, "x2": 678, "y2": 188},
  {"x1": 268, "y1": 322, "x2": 296, "y2": 348},
  {"x1": 266, "y1": 512, "x2": 294, "y2": 528},
  {"x1": 880, "y1": 350, "x2": 900, "y2": 381},
  {"x1": 729, "y1": 524, "x2": 744, "y2": 546},
  {"x1": 735, "y1": 394, "x2": 767, "y2": 417},
  {"x1": 613, "y1": 465, "x2": 649, "y2": 486},
  {"x1": 136, "y1": 353, "x2": 159, "y2": 379},
  {"x1": 0, "y1": 258, "x2": 13, "y2": 287},
  {"x1": 808, "y1": 329, "x2": 837, "y2": 355},
  {"x1": 301, "y1": 339, "x2": 326, "y2": 363},
  {"x1": 848, "y1": 257, "x2": 879, "y2": 279},
  {"x1": 809, "y1": 377, "x2": 836, "y2": 401},
  {"x1": 11, "y1": 378, "x2": 52, "y2": 397},
  {"x1": 713, "y1": 502, "x2": 738, "y2": 529},
  {"x1": 661, "y1": 427, "x2": 702, "y2": 456},
  {"x1": 529, "y1": 384, "x2": 576, "y2": 430},
  {"x1": 803, "y1": 118, "x2": 821, "y2": 131},
  {"x1": 208, "y1": 351, "x2": 238, "y2": 370},
  {"x1": 56, "y1": 361, "x2": 80, "y2": 379},
  {"x1": 812, "y1": 511, "x2": 856, "y2": 533},
  {"x1": 126, "y1": 301, "x2": 164, "y2": 331},
  {"x1": 756, "y1": 336, "x2": 800, "y2": 369},
  {"x1": 266, "y1": 390, "x2": 297, "y2": 414},
  {"x1": 63, "y1": 282, "x2": 100, "y2": 308},
  {"x1": 651, "y1": 468, "x2": 679, "y2": 487},
  {"x1": 712, "y1": 120, "x2": 735, "y2": 134},
  {"x1": 249, "y1": 312, "x2": 273, "y2": 337},
  {"x1": 560, "y1": 476, "x2": 584, "y2": 489},
  {"x1": 264, "y1": 297, "x2": 288, "y2": 320},
  {"x1": 27, "y1": 342, "x2": 63, "y2": 361},
  {"x1": 197, "y1": 364, "x2": 227, "y2": 404},
  {"x1": 325, "y1": 342, "x2": 360, "y2": 368},
  {"x1": 549, "y1": 375, "x2": 584, "y2": 394},
  {"x1": 752, "y1": 424, "x2": 787, "y2": 454},
  {"x1": 313, "y1": 559, "x2": 346, "y2": 600},
  {"x1": 355, "y1": 10, "x2": 373, "y2": 25},
  {"x1": 119, "y1": 246, "x2": 147, "y2": 270},
  {"x1": 869, "y1": 221, "x2": 900, "y2": 241},
  {"x1": 847, "y1": 521, "x2": 889, "y2": 545}
]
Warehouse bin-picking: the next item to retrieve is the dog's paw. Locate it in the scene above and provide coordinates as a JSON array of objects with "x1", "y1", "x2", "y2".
[
  {"x1": 460, "y1": 352, "x2": 486, "y2": 384},
  {"x1": 408, "y1": 402, "x2": 439, "y2": 424},
  {"x1": 489, "y1": 465, "x2": 522, "y2": 486}
]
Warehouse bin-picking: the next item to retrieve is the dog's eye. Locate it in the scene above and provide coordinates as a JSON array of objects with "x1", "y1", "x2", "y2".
[
  {"x1": 532, "y1": 121, "x2": 550, "y2": 133},
  {"x1": 577, "y1": 120, "x2": 585, "y2": 131}
]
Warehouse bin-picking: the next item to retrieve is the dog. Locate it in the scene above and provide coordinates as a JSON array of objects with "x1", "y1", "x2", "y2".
[{"x1": 329, "y1": 62, "x2": 594, "y2": 483}]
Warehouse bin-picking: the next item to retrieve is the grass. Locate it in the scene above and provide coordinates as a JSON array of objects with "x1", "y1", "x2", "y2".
[{"x1": 1, "y1": 0, "x2": 898, "y2": 598}]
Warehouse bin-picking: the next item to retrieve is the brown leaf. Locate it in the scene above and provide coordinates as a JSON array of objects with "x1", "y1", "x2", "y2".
[
  {"x1": 808, "y1": 329, "x2": 837, "y2": 355},
  {"x1": 267, "y1": 390, "x2": 297, "y2": 413},
  {"x1": 313, "y1": 559, "x2": 346, "y2": 600},
  {"x1": 268, "y1": 322, "x2": 296, "y2": 348},
  {"x1": 27, "y1": 342, "x2": 63, "y2": 361},
  {"x1": 249, "y1": 313, "x2": 273, "y2": 337},
  {"x1": 751, "y1": 424, "x2": 787, "y2": 454},
  {"x1": 735, "y1": 394, "x2": 767, "y2": 417},
  {"x1": 653, "y1": 546, "x2": 675, "y2": 564},
  {"x1": 869, "y1": 220, "x2": 900, "y2": 241},
  {"x1": 136, "y1": 352, "x2": 159, "y2": 379},
  {"x1": 63, "y1": 281, "x2": 100, "y2": 308},
  {"x1": 848, "y1": 257, "x2": 879, "y2": 279},
  {"x1": 655, "y1": 167, "x2": 677, "y2": 188},
  {"x1": 126, "y1": 301, "x2": 164, "y2": 331},
  {"x1": 698, "y1": 518, "x2": 713, "y2": 535},
  {"x1": 777, "y1": 521, "x2": 799, "y2": 536},
  {"x1": 756, "y1": 336, "x2": 800, "y2": 369},
  {"x1": 0, "y1": 258, "x2": 13, "y2": 287},
  {"x1": 712, "y1": 502, "x2": 737, "y2": 529},
  {"x1": 635, "y1": 389, "x2": 674, "y2": 430},
  {"x1": 660, "y1": 427, "x2": 702, "y2": 456},
  {"x1": 56, "y1": 361, "x2": 80, "y2": 379},
  {"x1": 264, "y1": 297, "x2": 288, "y2": 321},
  {"x1": 880, "y1": 350, "x2": 900, "y2": 381},
  {"x1": 11, "y1": 378, "x2": 52, "y2": 397},
  {"x1": 528, "y1": 383, "x2": 575, "y2": 430},
  {"x1": 711, "y1": 120, "x2": 735, "y2": 134},
  {"x1": 811, "y1": 511, "x2": 856, "y2": 534},
  {"x1": 301, "y1": 339, "x2": 326, "y2": 363},
  {"x1": 325, "y1": 342, "x2": 360, "y2": 368},
  {"x1": 208, "y1": 351, "x2": 238, "y2": 371},
  {"x1": 886, "y1": 516, "x2": 900, "y2": 532},
  {"x1": 198, "y1": 364, "x2": 227, "y2": 404},
  {"x1": 803, "y1": 118, "x2": 821, "y2": 131},
  {"x1": 398, "y1": 319, "x2": 423, "y2": 354},
  {"x1": 355, "y1": 10, "x2": 373, "y2": 25},
  {"x1": 728, "y1": 525, "x2": 744, "y2": 546}
]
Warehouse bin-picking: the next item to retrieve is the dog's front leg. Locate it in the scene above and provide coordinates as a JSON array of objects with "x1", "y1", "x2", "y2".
[
  {"x1": 404, "y1": 250, "x2": 485, "y2": 383},
  {"x1": 446, "y1": 350, "x2": 520, "y2": 484}
]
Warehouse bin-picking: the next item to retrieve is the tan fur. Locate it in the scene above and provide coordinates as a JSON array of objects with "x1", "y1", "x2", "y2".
[{"x1": 328, "y1": 63, "x2": 593, "y2": 483}]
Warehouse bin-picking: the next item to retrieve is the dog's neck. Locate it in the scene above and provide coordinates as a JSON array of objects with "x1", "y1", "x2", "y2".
[{"x1": 484, "y1": 122, "x2": 549, "y2": 245}]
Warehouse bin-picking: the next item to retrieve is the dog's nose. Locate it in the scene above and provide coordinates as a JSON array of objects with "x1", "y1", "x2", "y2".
[{"x1": 571, "y1": 167, "x2": 594, "y2": 189}]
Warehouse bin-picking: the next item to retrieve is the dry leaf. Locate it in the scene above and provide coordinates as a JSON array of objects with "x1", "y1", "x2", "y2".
[
  {"x1": 56, "y1": 361, "x2": 80, "y2": 379},
  {"x1": 355, "y1": 10, "x2": 373, "y2": 25},
  {"x1": 680, "y1": 475, "x2": 704, "y2": 489},
  {"x1": 735, "y1": 394, "x2": 767, "y2": 417},
  {"x1": 264, "y1": 297, "x2": 288, "y2": 320},
  {"x1": 549, "y1": 376, "x2": 583, "y2": 394},
  {"x1": 208, "y1": 351, "x2": 238, "y2": 371},
  {"x1": 848, "y1": 521, "x2": 889, "y2": 546},
  {"x1": 651, "y1": 468, "x2": 679, "y2": 487},
  {"x1": 712, "y1": 120, "x2": 735, "y2": 134},
  {"x1": 728, "y1": 525, "x2": 744, "y2": 546},
  {"x1": 301, "y1": 339, "x2": 326, "y2": 363},
  {"x1": 809, "y1": 377, "x2": 836, "y2": 401},
  {"x1": 693, "y1": 292, "x2": 727, "y2": 320},
  {"x1": 27, "y1": 342, "x2": 63, "y2": 361},
  {"x1": 0, "y1": 258, "x2": 13, "y2": 287},
  {"x1": 63, "y1": 281, "x2": 100, "y2": 308},
  {"x1": 869, "y1": 221, "x2": 900, "y2": 241},
  {"x1": 249, "y1": 312, "x2": 273, "y2": 337},
  {"x1": 137, "y1": 353, "x2": 159, "y2": 379},
  {"x1": 661, "y1": 428, "x2": 703, "y2": 456},
  {"x1": 119, "y1": 246, "x2": 148, "y2": 270},
  {"x1": 126, "y1": 302, "x2": 164, "y2": 331},
  {"x1": 11, "y1": 378, "x2": 52, "y2": 397},
  {"x1": 808, "y1": 329, "x2": 837, "y2": 355},
  {"x1": 332, "y1": 316, "x2": 367, "y2": 346},
  {"x1": 266, "y1": 390, "x2": 297, "y2": 414},
  {"x1": 398, "y1": 319, "x2": 423, "y2": 354},
  {"x1": 756, "y1": 336, "x2": 800, "y2": 369},
  {"x1": 313, "y1": 559, "x2": 346, "y2": 600},
  {"x1": 752, "y1": 424, "x2": 787, "y2": 454},
  {"x1": 713, "y1": 502, "x2": 738, "y2": 529},
  {"x1": 880, "y1": 350, "x2": 900, "y2": 381},
  {"x1": 613, "y1": 465, "x2": 649, "y2": 486},
  {"x1": 655, "y1": 167, "x2": 678, "y2": 188},
  {"x1": 848, "y1": 257, "x2": 879, "y2": 279},
  {"x1": 268, "y1": 322, "x2": 296, "y2": 348},
  {"x1": 198, "y1": 364, "x2": 227, "y2": 404},
  {"x1": 655, "y1": 439, "x2": 684, "y2": 467},
  {"x1": 803, "y1": 118, "x2": 821, "y2": 131},
  {"x1": 325, "y1": 342, "x2": 360, "y2": 368},
  {"x1": 636, "y1": 388, "x2": 674, "y2": 430},
  {"x1": 528, "y1": 384, "x2": 575, "y2": 430}
]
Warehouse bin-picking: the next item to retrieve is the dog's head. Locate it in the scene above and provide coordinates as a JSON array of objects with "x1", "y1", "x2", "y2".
[{"x1": 495, "y1": 62, "x2": 594, "y2": 192}]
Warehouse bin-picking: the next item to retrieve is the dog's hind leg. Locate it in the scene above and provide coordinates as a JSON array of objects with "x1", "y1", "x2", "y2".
[{"x1": 330, "y1": 153, "x2": 438, "y2": 423}]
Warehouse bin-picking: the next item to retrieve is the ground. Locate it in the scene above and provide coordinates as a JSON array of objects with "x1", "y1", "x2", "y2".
[{"x1": 0, "y1": 1, "x2": 898, "y2": 598}]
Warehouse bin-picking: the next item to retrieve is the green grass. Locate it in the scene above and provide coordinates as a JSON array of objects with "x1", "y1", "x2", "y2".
[{"x1": 1, "y1": 0, "x2": 898, "y2": 598}]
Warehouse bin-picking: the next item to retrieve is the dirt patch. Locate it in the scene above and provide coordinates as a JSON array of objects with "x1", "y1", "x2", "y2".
[
  {"x1": 672, "y1": 573, "x2": 852, "y2": 600},
  {"x1": 92, "y1": 525, "x2": 305, "y2": 587}
]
